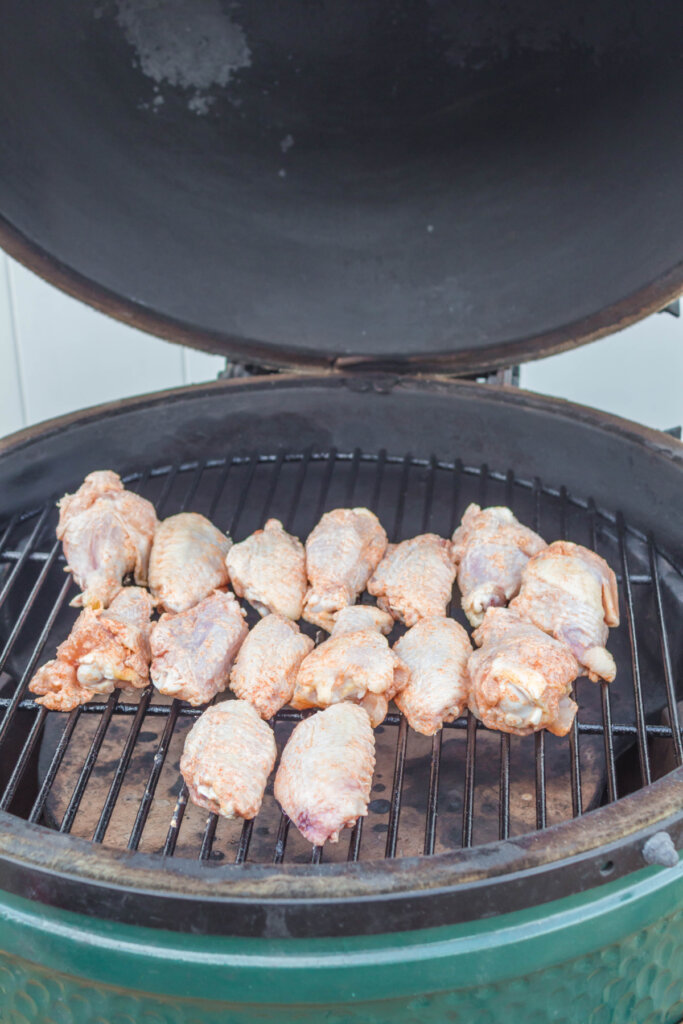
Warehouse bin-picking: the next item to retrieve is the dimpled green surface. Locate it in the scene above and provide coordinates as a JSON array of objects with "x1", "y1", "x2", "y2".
[{"x1": 0, "y1": 862, "x2": 681, "y2": 1023}]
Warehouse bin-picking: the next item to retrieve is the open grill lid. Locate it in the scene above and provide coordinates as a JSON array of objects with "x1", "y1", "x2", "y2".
[{"x1": 0, "y1": 1, "x2": 682, "y2": 373}]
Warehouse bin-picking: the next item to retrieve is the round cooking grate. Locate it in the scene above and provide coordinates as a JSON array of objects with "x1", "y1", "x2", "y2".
[{"x1": 0, "y1": 450, "x2": 681, "y2": 870}]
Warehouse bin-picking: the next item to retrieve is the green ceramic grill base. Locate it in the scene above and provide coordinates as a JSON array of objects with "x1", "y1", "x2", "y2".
[{"x1": 0, "y1": 859, "x2": 681, "y2": 1023}]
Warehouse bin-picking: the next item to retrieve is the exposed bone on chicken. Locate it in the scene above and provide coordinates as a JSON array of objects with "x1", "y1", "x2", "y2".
[
  {"x1": 509, "y1": 540, "x2": 619, "y2": 682},
  {"x1": 330, "y1": 604, "x2": 394, "y2": 637},
  {"x1": 180, "y1": 700, "x2": 277, "y2": 820},
  {"x1": 149, "y1": 512, "x2": 231, "y2": 614},
  {"x1": 151, "y1": 590, "x2": 247, "y2": 705},
  {"x1": 29, "y1": 587, "x2": 154, "y2": 711},
  {"x1": 451, "y1": 503, "x2": 547, "y2": 627},
  {"x1": 302, "y1": 508, "x2": 388, "y2": 631},
  {"x1": 274, "y1": 703, "x2": 375, "y2": 845},
  {"x1": 367, "y1": 533, "x2": 456, "y2": 626},
  {"x1": 226, "y1": 519, "x2": 307, "y2": 620},
  {"x1": 393, "y1": 617, "x2": 472, "y2": 735},
  {"x1": 229, "y1": 614, "x2": 314, "y2": 719},
  {"x1": 57, "y1": 470, "x2": 158, "y2": 610},
  {"x1": 291, "y1": 619, "x2": 409, "y2": 727},
  {"x1": 468, "y1": 607, "x2": 581, "y2": 736}
]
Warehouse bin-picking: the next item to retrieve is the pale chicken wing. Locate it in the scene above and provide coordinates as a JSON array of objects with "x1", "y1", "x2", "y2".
[
  {"x1": 226, "y1": 518, "x2": 307, "y2": 620},
  {"x1": 180, "y1": 701, "x2": 276, "y2": 820},
  {"x1": 274, "y1": 703, "x2": 375, "y2": 845},
  {"x1": 367, "y1": 534, "x2": 455, "y2": 626},
  {"x1": 29, "y1": 587, "x2": 154, "y2": 711},
  {"x1": 291, "y1": 622, "x2": 408, "y2": 727},
  {"x1": 451, "y1": 503, "x2": 547, "y2": 626},
  {"x1": 151, "y1": 591, "x2": 247, "y2": 705},
  {"x1": 468, "y1": 607, "x2": 581, "y2": 736},
  {"x1": 149, "y1": 512, "x2": 231, "y2": 614},
  {"x1": 230, "y1": 614, "x2": 314, "y2": 719},
  {"x1": 330, "y1": 604, "x2": 394, "y2": 637},
  {"x1": 393, "y1": 617, "x2": 472, "y2": 735},
  {"x1": 302, "y1": 508, "x2": 388, "y2": 630},
  {"x1": 510, "y1": 540, "x2": 619, "y2": 682},
  {"x1": 57, "y1": 470, "x2": 158, "y2": 609}
]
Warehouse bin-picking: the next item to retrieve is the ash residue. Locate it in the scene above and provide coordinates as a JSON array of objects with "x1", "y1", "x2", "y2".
[{"x1": 117, "y1": 0, "x2": 250, "y2": 111}]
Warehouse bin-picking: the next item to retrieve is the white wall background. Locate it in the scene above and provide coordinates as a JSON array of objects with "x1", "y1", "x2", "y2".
[{"x1": 1, "y1": 249, "x2": 681, "y2": 439}]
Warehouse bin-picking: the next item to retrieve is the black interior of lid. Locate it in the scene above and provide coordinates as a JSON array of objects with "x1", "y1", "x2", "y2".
[{"x1": 0, "y1": 1, "x2": 682, "y2": 370}]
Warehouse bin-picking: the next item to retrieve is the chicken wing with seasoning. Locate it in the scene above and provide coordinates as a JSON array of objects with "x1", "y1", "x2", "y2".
[
  {"x1": 180, "y1": 700, "x2": 277, "y2": 820},
  {"x1": 510, "y1": 540, "x2": 619, "y2": 683},
  {"x1": 230, "y1": 614, "x2": 314, "y2": 719},
  {"x1": 274, "y1": 703, "x2": 375, "y2": 845},
  {"x1": 226, "y1": 518, "x2": 307, "y2": 620},
  {"x1": 291, "y1": 612, "x2": 408, "y2": 727},
  {"x1": 393, "y1": 617, "x2": 472, "y2": 735},
  {"x1": 302, "y1": 508, "x2": 388, "y2": 631},
  {"x1": 330, "y1": 604, "x2": 394, "y2": 637},
  {"x1": 57, "y1": 470, "x2": 158, "y2": 610},
  {"x1": 367, "y1": 534, "x2": 456, "y2": 626},
  {"x1": 151, "y1": 590, "x2": 247, "y2": 705},
  {"x1": 149, "y1": 512, "x2": 231, "y2": 613},
  {"x1": 29, "y1": 587, "x2": 154, "y2": 711},
  {"x1": 468, "y1": 608, "x2": 580, "y2": 736},
  {"x1": 451, "y1": 504, "x2": 547, "y2": 627}
]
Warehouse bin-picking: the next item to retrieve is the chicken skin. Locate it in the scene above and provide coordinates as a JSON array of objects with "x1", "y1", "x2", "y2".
[
  {"x1": 393, "y1": 617, "x2": 472, "y2": 735},
  {"x1": 57, "y1": 470, "x2": 158, "y2": 610},
  {"x1": 151, "y1": 591, "x2": 247, "y2": 705},
  {"x1": 274, "y1": 703, "x2": 375, "y2": 845},
  {"x1": 149, "y1": 512, "x2": 231, "y2": 614},
  {"x1": 367, "y1": 534, "x2": 456, "y2": 626},
  {"x1": 330, "y1": 604, "x2": 394, "y2": 637},
  {"x1": 226, "y1": 519, "x2": 307, "y2": 620},
  {"x1": 451, "y1": 504, "x2": 547, "y2": 627},
  {"x1": 468, "y1": 608, "x2": 581, "y2": 736},
  {"x1": 230, "y1": 614, "x2": 314, "y2": 719},
  {"x1": 302, "y1": 508, "x2": 388, "y2": 631},
  {"x1": 291, "y1": 614, "x2": 409, "y2": 727},
  {"x1": 510, "y1": 541, "x2": 619, "y2": 683},
  {"x1": 180, "y1": 701, "x2": 277, "y2": 820},
  {"x1": 29, "y1": 587, "x2": 154, "y2": 711}
]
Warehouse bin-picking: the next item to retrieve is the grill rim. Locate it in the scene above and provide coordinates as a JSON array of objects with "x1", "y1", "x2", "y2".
[{"x1": 0, "y1": 375, "x2": 682, "y2": 936}]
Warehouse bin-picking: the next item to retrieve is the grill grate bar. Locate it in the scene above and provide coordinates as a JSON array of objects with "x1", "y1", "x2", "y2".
[
  {"x1": 272, "y1": 813, "x2": 291, "y2": 864},
  {"x1": 461, "y1": 712, "x2": 477, "y2": 847},
  {"x1": 128, "y1": 700, "x2": 180, "y2": 851},
  {"x1": 347, "y1": 816, "x2": 364, "y2": 862},
  {"x1": 234, "y1": 820, "x2": 254, "y2": 865},
  {"x1": 59, "y1": 691, "x2": 120, "y2": 833},
  {"x1": 199, "y1": 813, "x2": 219, "y2": 860},
  {"x1": 499, "y1": 733, "x2": 511, "y2": 840},
  {"x1": 423, "y1": 730, "x2": 442, "y2": 855},
  {"x1": 589, "y1": 499, "x2": 618, "y2": 803},
  {"x1": 535, "y1": 730, "x2": 547, "y2": 829},
  {"x1": 568, "y1": 689, "x2": 583, "y2": 817},
  {"x1": 385, "y1": 715, "x2": 408, "y2": 858},
  {"x1": 0, "y1": 706, "x2": 48, "y2": 811},
  {"x1": 92, "y1": 689, "x2": 154, "y2": 844},
  {"x1": 0, "y1": 505, "x2": 51, "y2": 613},
  {"x1": 649, "y1": 535, "x2": 683, "y2": 765},
  {"x1": 28, "y1": 708, "x2": 81, "y2": 824},
  {"x1": 617, "y1": 514, "x2": 651, "y2": 787},
  {"x1": 163, "y1": 785, "x2": 188, "y2": 857}
]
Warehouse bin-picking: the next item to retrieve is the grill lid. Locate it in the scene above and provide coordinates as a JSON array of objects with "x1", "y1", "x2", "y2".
[{"x1": 0, "y1": 1, "x2": 682, "y2": 372}]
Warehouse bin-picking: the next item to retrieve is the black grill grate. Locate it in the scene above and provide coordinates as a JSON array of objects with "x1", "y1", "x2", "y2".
[{"x1": 0, "y1": 450, "x2": 681, "y2": 867}]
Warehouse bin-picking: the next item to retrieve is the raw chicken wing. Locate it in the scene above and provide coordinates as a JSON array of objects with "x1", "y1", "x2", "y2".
[
  {"x1": 291, "y1": 615, "x2": 408, "y2": 726},
  {"x1": 451, "y1": 504, "x2": 547, "y2": 626},
  {"x1": 274, "y1": 703, "x2": 375, "y2": 845},
  {"x1": 510, "y1": 540, "x2": 619, "y2": 682},
  {"x1": 368, "y1": 534, "x2": 455, "y2": 626},
  {"x1": 57, "y1": 470, "x2": 158, "y2": 609},
  {"x1": 29, "y1": 587, "x2": 154, "y2": 711},
  {"x1": 302, "y1": 508, "x2": 388, "y2": 630},
  {"x1": 226, "y1": 519, "x2": 307, "y2": 620},
  {"x1": 151, "y1": 590, "x2": 247, "y2": 705},
  {"x1": 393, "y1": 617, "x2": 472, "y2": 735},
  {"x1": 468, "y1": 607, "x2": 581, "y2": 736},
  {"x1": 149, "y1": 512, "x2": 231, "y2": 613},
  {"x1": 181, "y1": 701, "x2": 276, "y2": 820},
  {"x1": 230, "y1": 614, "x2": 314, "y2": 719}
]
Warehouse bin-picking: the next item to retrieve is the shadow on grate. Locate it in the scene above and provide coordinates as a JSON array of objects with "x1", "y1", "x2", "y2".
[{"x1": 0, "y1": 450, "x2": 681, "y2": 868}]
